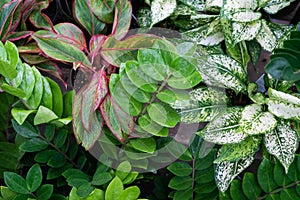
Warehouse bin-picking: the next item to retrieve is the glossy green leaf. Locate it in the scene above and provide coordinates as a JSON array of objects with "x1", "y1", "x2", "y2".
[
  {"x1": 168, "y1": 176, "x2": 193, "y2": 190},
  {"x1": 41, "y1": 76, "x2": 53, "y2": 110},
  {"x1": 242, "y1": 172, "x2": 262, "y2": 199},
  {"x1": 11, "y1": 108, "x2": 36, "y2": 125},
  {"x1": 18, "y1": 63, "x2": 35, "y2": 100},
  {"x1": 264, "y1": 121, "x2": 298, "y2": 173},
  {"x1": 0, "y1": 83, "x2": 26, "y2": 99},
  {"x1": 230, "y1": 180, "x2": 247, "y2": 200},
  {"x1": 151, "y1": 0, "x2": 176, "y2": 25},
  {"x1": 91, "y1": 172, "x2": 112, "y2": 186},
  {"x1": 280, "y1": 188, "x2": 300, "y2": 200},
  {"x1": 116, "y1": 161, "x2": 131, "y2": 181},
  {"x1": 167, "y1": 70, "x2": 202, "y2": 89},
  {"x1": 119, "y1": 186, "x2": 140, "y2": 200},
  {"x1": 274, "y1": 162, "x2": 293, "y2": 186},
  {"x1": 105, "y1": 177, "x2": 123, "y2": 200},
  {"x1": 170, "y1": 56, "x2": 198, "y2": 78},
  {"x1": 138, "y1": 114, "x2": 169, "y2": 137},
  {"x1": 34, "y1": 150, "x2": 56, "y2": 163},
  {"x1": 257, "y1": 159, "x2": 278, "y2": 193},
  {"x1": 36, "y1": 184, "x2": 53, "y2": 200},
  {"x1": 19, "y1": 138, "x2": 48, "y2": 152},
  {"x1": 4, "y1": 172, "x2": 29, "y2": 195},
  {"x1": 34, "y1": 106, "x2": 58, "y2": 125},
  {"x1": 46, "y1": 78, "x2": 63, "y2": 118},
  {"x1": 12, "y1": 119, "x2": 39, "y2": 138},
  {"x1": 26, "y1": 67, "x2": 43, "y2": 109},
  {"x1": 26, "y1": 164, "x2": 42, "y2": 192},
  {"x1": 47, "y1": 153, "x2": 66, "y2": 168},
  {"x1": 129, "y1": 137, "x2": 156, "y2": 153},
  {"x1": 167, "y1": 162, "x2": 192, "y2": 176}
]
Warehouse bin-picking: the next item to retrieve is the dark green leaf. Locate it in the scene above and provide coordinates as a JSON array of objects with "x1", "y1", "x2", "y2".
[
  {"x1": 173, "y1": 189, "x2": 193, "y2": 200},
  {"x1": 258, "y1": 159, "x2": 278, "y2": 193},
  {"x1": 34, "y1": 150, "x2": 56, "y2": 163},
  {"x1": 168, "y1": 176, "x2": 193, "y2": 190},
  {"x1": 44, "y1": 125, "x2": 55, "y2": 141},
  {"x1": 36, "y1": 184, "x2": 53, "y2": 200},
  {"x1": 138, "y1": 114, "x2": 169, "y2": 137},
  {"x1": 230, "y1": 180, "x2": 247, "y2": 200},
  {"x1": 4, "y1": 172, "x2": 29, "y2": 194},
  {"x1": 46, "y1": 78, "x2": 63, "y2": 118},
  {"x1": 47, "y1": 152, "x2": 66, "y2": 168},
  {"x1": 167, "y1": 162, "x2": 192, "y2": 176},
  {"x1": 274, "y1": 162, "x2": 293, "y2": 186},
  {"x1": 26, "y1": 164, "x2": 42, "y2": 192},
  {"x1": 242, "y1": 173, "x2": 262, "y2": 199},
  {"x1": 76, "y1": 183, "x2": 95, "y2": 198},
  {"x1": 280, "y1": 189, "x2": 300, "y2": 200},
  {"x1": 12, "y1": 119, "x2": 39, "y2": 138},
  {"x1": 91, "y1": 172, "x2": 112, "y2": 186},
  {"x1": 53, "y1": 129, "x2": 68, "y2": 148},
  {"x1": 19, "y1": 138, "x2": 48, "y2": 152}
]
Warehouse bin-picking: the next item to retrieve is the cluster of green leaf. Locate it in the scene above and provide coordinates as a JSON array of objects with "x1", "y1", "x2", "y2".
[{"x1": 266, "y1": 26, "x2": 300, "y2": 91}]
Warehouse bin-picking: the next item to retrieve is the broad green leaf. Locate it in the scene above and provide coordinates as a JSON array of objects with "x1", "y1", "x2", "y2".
[
  {"x1": 46, "y1": 78, "x2": 63, "y2": 118},
  {"x1": 12, "y1": 119, "x2": 39, "y2": 138},
  {"x1": 170, "y1": 56, "x2": 198, "y2": 78},
  {"x1": 264, "y1": 121, "x2": 298, "y2": 173},
  {"x1": 8, "y1": 60, "x2": 24, "y2": 88},
  {"x1": 63, "y1": 90, "x2": 75, "y2": 117},
  {"x1": 167, "y1": 70, "x2": 202, "y2": 89},
  {"x1": 27, "y1": 67, "x2": 43, "y2": 109},
  {"x1": 111, "y1": 0, "x2": 132, "y2": 40},
  {"x1": 274, "y1": 162, "x2": 293, "y2": 186},
  {"x1": 34, "y1": 106, "x2": 58, "y2": 125},
  {"x1": 19, "y1": 138, "x2": 48, "y2": 152},
  {"x1": 240, "y1": 104, "x2": 277, "y2": 135},
  {"x1": 129, "y1": 137, "x2": 156, "y2": 153},
  {"x1": 119, "y1": 186, "x2": 140, "y2": 200},
  {"x1": 105, "y1": 177, "x2": 123, "y2": 200},
  {"x1": 257, "y1": 159, "x2": 278, "y2": 193},
  {"x1": 197, "y1": 54, "x2": 247, "y2": 93},
  {"x1": 4, "y1": 172, "x2": 29, "y2": 195},
  {"x1": 151, "y1": 0, "x2": 176, "y2": 26},
  {"x1": 36, "y1": 184, "x2": 53, "y2": 200},
  {"x1": 147, "y1": 102, "x2": 180, "y2": 128},
  {"x1": 267, "y1": 88, "x2": 300, "y2": 120},
  {"x1": 215, "y1": 154, "x2": 255, "y2": 192},
  {"x1": 0, "y1": 186, "x2": 17, "y2": 200},
  {"x1": 41, "y1": 77, "x2": 53, "y2": 110},
  {"x1": 280, "y1": 189, "x2": 300, "y2": 200},
  {"x1": 73, "y1": 0, "x2": 105, "y2": 35},
  {"x1": 172, "y1": 87, "x2": 228, "y2": 123},
  {"x1": 230, "y1": 180, "x2": 247, "y2": 200},
  {"x1": 92, "y1": 172, "x2": 112, "y2": 186},
  {"x1": 11, "y1": 108, "x2": 36, "y2": 125},
  {"x1": 32, "y1": 34, "x2": 90, "y2": 67},
  {"x1": 167, "y1": 162, "x2": 192, "y2": 176},
  {"x1": 0, "y1": 83, "x2": 26, "y2": 98},
  {"x1": 198, "y1": 107, "x2": 247, "y2": 144},
  {"x1": 214, "y1": 136, "x2": 261, "y2": 163},
  {"x1": 26, "y1": 164, "x2": 42, "y2": 192},
  {"x1": 19, "y1": 63, "x2": 35, "y2": 100},
  {"x1": 34, "y1": 150, "x2": 56, "y2": 163},
  {"x1": 47, "y1": 152, "x2": 66, "y2": 168},
  {"x1": 138, "y1": 114, "x2": 169, "y2": 137},
  {"x1": 168, "y1": 176, "x2": 193, "y2": 190},
  {"x1": 256, "y1": 20, "x2": 277, "y2": 52},
  {"x1": 242, "y1": 173, "x2": 262, "y2": 199},
  {"x1": 116, "y1": 161, "x2": 131, "y2": 181}
]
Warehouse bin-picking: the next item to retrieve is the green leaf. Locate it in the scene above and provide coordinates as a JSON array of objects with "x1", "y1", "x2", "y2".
[
  {"x1": 0, "y1": 84, "x2": 26, "y2": 99},
  {"x1": 63, "y1": 90, "x2": 75, "y2": 117},
  {"x1": 34, "y1": 150, "x2": 56, "y2": 163},
  {"x1": 215, "y1": 154, "x2": 255, "y2": 192},
  {"x1": 12, "y1": 119, "x2": 39, "y2": 138},
  {"x1": 19, "y1": 138, "x2": 48, "y2": 152},
  {"x1": 0, "y1": 186, "x2": 17, "y2": 200},
  {"x1": 264, "y1": 120, "x2": 298, "y2": 173},
  {"x1": 167, "y1": 162, "x2": 192, "y2": 176},
  {"x1": 34, "y1": 106, "x2": 58, "y2": 125},
  {"x1": 116, "y1": 161, "x2": 131, "y2": 181},
  {"x1": 230, "y1": 180, "x2": 247, "y2": 200},
  {"x1": 4, "y1": 172, "x2": 29, "y2": 194},
  {"x1": 214, "y1": 136, "x2": 261, "y2": 163},
  {"x1": 170, "y1": 56, "x2": 198, "y2": 78},
  {"x1": 151, "y1": 0, "x2": 176, "y2": 26},
  {"x1": 167, "y1": 70, "x2": 202, "y2": 89},
  {"x1": 91, "y1": 172, "x2": 112, "y2": 186},
  {"x1": 173, "y1": 189, "x2": 193, "y2": 200},
  {"x1": 168, "y1": 176, "x2": 193, "y2": 190},
  {"x1": 32, "y1": 33, "x2": 91, "y2": 67},
  {"x1": 267, "y1": 88, "x2": 300, "y2": 120},
  {"x1": 274, "y1": 162, "x2": 293, "y2": 186},
  {"x1": 129, "y1": 137, "x2": 156, "y2": 153},
  {"x1": 147, "y1": 102, "x2": 180, "y2": 128},
  {"x1": 242, "y1": 172, "x2": 262, "y2": 199},
  {"x1": 27, "y1": 67, "x2": 43, "y2": 109},
  {"x1": 18, "y1": 63, "x2": 35, "y2": 100},
  {"x1": 36, "y1": 184, "x2": 53, "y2": 200},
  {"x1": 26, "y1": 164, "x2": 42, "y2": 192},
  {"x1": 280, "y1": 189, "x2": 300, "y2": 200},
  {"x1": 105, "y1": 177, "x2": 123, "y2": 200},
  {"x1": 89, "y1": 0, "x2": 115, "y2": 24},
  {"x1": 41, "y1": 77, "x2": 53, "y2": 110},
  {"x1": 46, "y1": 78, "x2": 63, "y2": 118},
  {"x1": 240, "y1": 104, "x2": 277, "y2": 135},
  {"x1": 76, "y1": 182, "x2": 94, "y2": 198},
  {"x1": 0, "y1": 61, "x2": 17, "y2": 80},
  {"x1": 257, "y1": 159, "x2": 278, "y2": 193},
  {"x1": 198, "y1": 107, "x2": 247, "y2": 145},
  {"x1": 138, "y1": 114, "x2": 169, "y2": 137},
  {"x1": 11, "y1": 109, "x2": 35, "y2": 125},
  {"x1": 47, "y1": 152, "x2": 66, "y2": 168},
  {"x1": 119, "y1": 186, "x2": 140, "y2": 200}
]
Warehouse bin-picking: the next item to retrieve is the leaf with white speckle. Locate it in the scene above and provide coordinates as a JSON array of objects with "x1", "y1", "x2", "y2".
[
  {"x1": 215, "y1": 153, "x2": 255, "y2": 192},
  {"x1": 179, "y1": 0, "x2": 205, "y2": 11},
  {"x1": 198, "y1": 107, "x2": 247, "y2": 144},
  {"x1": 223, "y1": 0, "x2": 258, "y2": 10},
  {"x1": 231, "y1": 20, "x2": 262, "y2": 44},
  {"x1": 205, "y1": 0, "x2": 223, "y2": 12},
  {"x1": 151, "y1": 0, "x2": 176, "y2": 26},
  {"x1": 262, "y1": 0, "x2": 296, "y2": 14},
  {"x1": 240, "y1": 104, "x2": 277, "y2": 135},
  {"x1": 264, "y1": 120, "x2": 298, "y2": 173},
  {"x1": 256, "y1": 20, "x2": 277, "y2": 52},
  {"x1": 228, "y1": 10, "x2": 261, "y2": 22},
  {"x1": 267, "y1": 88, "x2": 300, "y2": 120}
]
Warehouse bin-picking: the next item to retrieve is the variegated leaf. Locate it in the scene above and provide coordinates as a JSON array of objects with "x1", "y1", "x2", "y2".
[
  {"x1": 240, "y1": 104, "x2": 277, "y2": 135},
  {"x1": 267, "y1": 88, "x2": 300, "y2": 120},
  {"x1": 172, "y1": 87, "x2": 228, "y2": 123},
  {"x1": 215, "y1": 153, "x2": 255, "y2": 192},
  {"x1": 256, "y1": 20, "x2": 277, "y2": 52},
  {"x1": 151, "y1": 0, "x2": 176, "y2": 26},
  {"x1": 231, "y1": 20, "x2": 262, "y2": 44},
  {"x1": 223, "y1": 0, "x2": 258, "y2": 10},
  {"x1": 214, "y1": 136, "x2": 261, "y2": 163},
  {"x1": 198, "y1": 107, "x2": 248, "y2": 144},
  {"x1": 262, "y1": 0, "x2": 296, "y2": 14},
  {"x1": 264, "y1": 120, "x2": 298, "y2": 173},
  {"x1": 136, "y1": 7, "x2": 152, "y2": 27},
  {"x1": 228, "y1": 10, "x2": 261, "y2": 22},
  {"x1": 205, "y1": 0, "x2": 223, "y2": 12},
  {"x1": 179, "y1": 0, "x2": 205, "y2": 11},
  {"x1": 196, "y1": 54, "x2": 247, "y2": 93}
]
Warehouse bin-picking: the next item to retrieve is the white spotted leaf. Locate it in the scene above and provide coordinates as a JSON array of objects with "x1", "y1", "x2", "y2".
[
  {"x1": 231, "y1": 20, "x2": 262, "y2": 44},
  {"x1": 256, "y1": 20, "x2": 277, "y2": 52},
  {"x1": 151, "y1": 0, "x2": 176, "y2": 26},
  {"x1": 262, "y1": 0, "x2": 296, "y2": 14},
  {"x1": 228, "y1": 10, "x2": 261, "y2": 22}
]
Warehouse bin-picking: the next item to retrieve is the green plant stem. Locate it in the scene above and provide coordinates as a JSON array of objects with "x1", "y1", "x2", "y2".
[
  {"x1": 191, "y1": 157, "x2": 196, "y2": 200},
  {"x1": 257, "y1": 180, "x2": 300, "y2": 199}
]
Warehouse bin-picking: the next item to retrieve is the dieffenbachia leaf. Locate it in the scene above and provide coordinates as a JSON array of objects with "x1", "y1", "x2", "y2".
[
  {"x1": 262, "y1": 0, "x2": 296, "y2": 14},
  {"x1": 231, "y1": 20, "x2": 261, "y2": 45},
  {"x1": 198, "y1": 107, "x2": 247, "y2": 144},
  {"x1": 205, "y1": 0, "x2": 222, "y2": 12},
  {"x1": 256, "y1": 20, "x2": 277, "y2": 52},
  {"x1": 215, "y1": 153, "x2": 255, "y2": 192},
  {"x1": 172, "y1": 87, "x2": 228, "y2": 123},
  {"x1": 73, "y1": 0, "x2": 106, "y2": 35},
  {"x1": 179, "y1": 0, "x2": 205, "y2": 11},
  {"x1": 214, "y1": 136, "x2": 261, "y2": 163},
  {"x1": 151, "y1": 0, "x2": 176, "y2": 26},
  {"x1": 197, "y1": 54, "x2": 247, "y2": 93},
  {"x1": 267, "y1": 88, "x2": 300, "y2": 120},
  {"x1": 240, "y1": 104, "x2": 277, "y2": 135},
  {"x1": 264, "y1": 120, "x2": 298, "y2": 173}
]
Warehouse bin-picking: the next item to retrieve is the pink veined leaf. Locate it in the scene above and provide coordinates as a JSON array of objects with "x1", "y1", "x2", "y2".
[
  {"x1": 6, "y1": 31, "x2": 33, "y2": 41},
  {"x1": 100, "y1": 94, "x2": 134, "y2": 143},
  {"x1": 36, "y1": 61, "x2": 66, "y2": 88},
  {"x1": 18, "y1": 42, "x2": 41, "y2": 54},
  {"x1": 81, "y1": 69, "x2": 108, "y2": 131},
  {"x1": 29, "y1": 10, "x2": 54, "y2": 31},
  {"x1": 111, "y1": 0, "x2": 132, "y2": 40},
  {"x1": 101, "y1": 34, "x2": 159, "y2": 66},
  {"x1": 89, "y1": 34, "x2": 107, "y2": 67}
]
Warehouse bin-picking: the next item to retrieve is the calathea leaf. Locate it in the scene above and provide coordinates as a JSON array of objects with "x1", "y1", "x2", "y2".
[
  {"x1": 240, "y1": 104, "x2": 277, "y2": 135},
  {"x1": 264, "y1": 120, "x2": 298, "y2": 173},
  {"x1": 215, "y1": 153, "x2": 255, "y2": 192},
  {"x1": 172, "y1": 87, "x2": 228, "y2": 123},
  {"x1": 214, "y1": 136, "x2": 261, "y2": 163},
  {"x1": 198, "y1": 107, "x2": 247, "y2": 144},
  {"x1": 267, "y1": 88, "x2": 300, "y2": 120},
  {"x1": 151, "y1": 0, "x2": 176, "y2": 26},
  {"x1": 197, "y1": 54, "x2": 247, "y2": 93}
]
